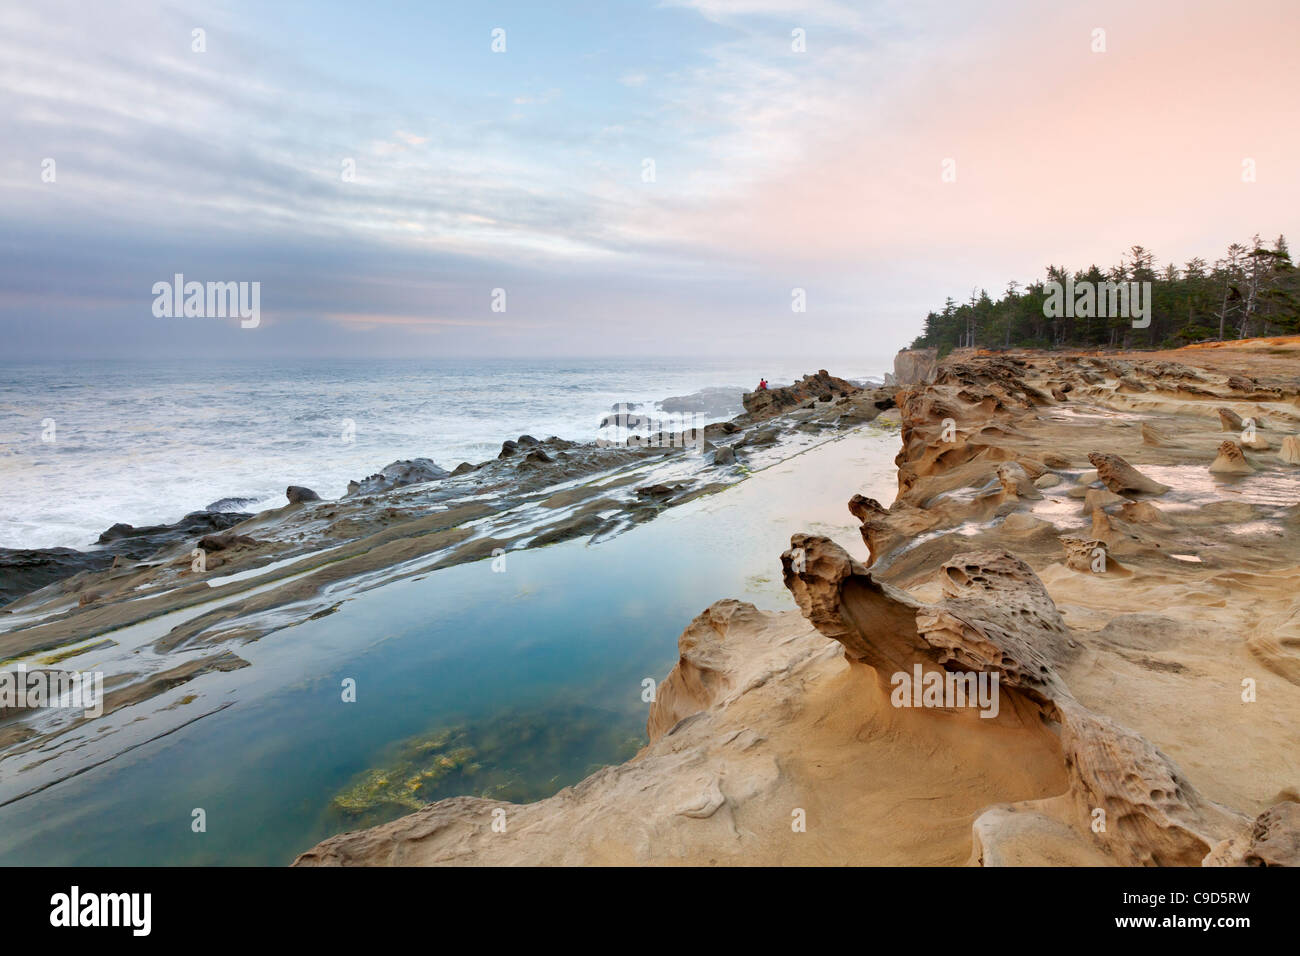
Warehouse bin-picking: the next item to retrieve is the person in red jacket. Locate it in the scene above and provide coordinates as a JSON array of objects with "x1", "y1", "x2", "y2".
[{"x1": 757, "y1": 378, "x2": 768, "y2": 390}]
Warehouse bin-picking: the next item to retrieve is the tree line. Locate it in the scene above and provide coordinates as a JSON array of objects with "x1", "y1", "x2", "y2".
[{"x1": 910, "y1": 235, "x2": 1300, "y2": 353}]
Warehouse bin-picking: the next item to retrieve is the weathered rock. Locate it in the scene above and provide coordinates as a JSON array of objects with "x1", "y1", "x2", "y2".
[
  {"x1": 97, "y1": 511, "x2": 251, "y2": 551},
  {"x1": 1141, "y1": 422, "x2": 1172, "y2": 447},
  {"x1": 1083, "y1": 487, "x2": 1128, "y2": 513},
  {"x1": 197, "y1": 530, "x2": 259, "y2": 552},
  {"x1": 1087, "y1": 452, "x2": 1171, "y2": 495},
  {"x1": 893, "y1": 348, "x2": 938, "y2": 386},
  {"x1": 2, "y1": 510, "x2": 253, "y2": 606},
  {"x1": 780, "y1": 535, "x2": 1242, "y2": 866},
  {"x1": 521, "y1": 449, "x2": 554, "y2": 466},
  {"x1": 1280, "y1": 435, "x2": 1300, "y2": 465},
  {"x1": 205, "y1": 496, "x2": 260, "y2": 512},
  {"x1": 286, "y1": 348, "x2": 1300, "y2": 870},
  {"x1": 347, "y1": 459, "x2": 449, "y2": 495},
  {"x1": 1210, "y1": 441, "x2": 1254, "y2": 474},
  {"x1": 742, "y1": 370, "x2": 861, "y2": 420},
  {"x1": 1060, "y1": 536, "x2": 1122, "y2": 574},
  {"x1": 1205, "y1": 801, "x2": 1300, "y2": 867},
  {"x1": 997, "y1": 462, "x2": 1042, "y2": 500},
  {"x1": 0, "y1": 548, "x2": 114, "y2": 606},
  {"x1": 645, "y1": 599, "x2": 767, "y2": 742}
]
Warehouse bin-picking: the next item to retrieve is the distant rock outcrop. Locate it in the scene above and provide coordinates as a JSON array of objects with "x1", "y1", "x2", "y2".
[
  {"x1": 0, "y1": 547, "x2": 115, "y2": 606},
  {"x1": 892, "y1": 348, "x2": 938, "y2": 386},
  {"x1": 0, "y1": 510, "x2": 252, "y2": 606},
  {"x1": 346, "y1": 458, "x2": 449, "y2": 496},
  {"x1": 742, "y1": 369, "x2": 861, "y2": 420}
]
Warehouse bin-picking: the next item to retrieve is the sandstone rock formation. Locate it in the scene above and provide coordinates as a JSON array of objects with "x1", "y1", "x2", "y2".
[
  {"x1": 1209, "y1": 440, "x2": 1254, "y2": 474},
  {"x1": 781, "y1": 534, "x2": 1242, "y2": 866},
  {"x1": 741, "y1": 369, "x2": 862, "y2": 420},
  {"x1": 288, "y1": 345, "x2": 1300, "y2": 868},
  {"x1": 1218, "y1": 407, "x2": 1245, "y2": 431},
  {"x1": 1280, "y1": 435, "x2": 1300, "y2": 465},
  {"x1": 1087, "y1": 452, "x2": 1171, "y2": 496},
  {"x1": 892, "y1": 348, "x2": 938, "y2": 386}
]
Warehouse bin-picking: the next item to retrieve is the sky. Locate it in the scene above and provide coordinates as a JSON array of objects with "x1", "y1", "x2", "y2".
[{"x1": 2, "y1": 0, "x2": 1297, "y2": 359}]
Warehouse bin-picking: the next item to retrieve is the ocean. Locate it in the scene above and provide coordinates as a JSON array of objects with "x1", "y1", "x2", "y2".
[{"x1": 0, "y1": 357, "x2": 891, "y2": 551}]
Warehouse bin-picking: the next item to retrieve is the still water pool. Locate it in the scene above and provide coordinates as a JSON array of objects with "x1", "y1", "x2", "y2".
[{"x1": 0, "y1": 429, "x2": 896, "y2": 865}]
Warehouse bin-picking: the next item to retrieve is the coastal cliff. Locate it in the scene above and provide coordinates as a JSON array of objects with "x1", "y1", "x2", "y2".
[{"x1": 295, "y1": 339, "x2": 1300, "y2": 866}]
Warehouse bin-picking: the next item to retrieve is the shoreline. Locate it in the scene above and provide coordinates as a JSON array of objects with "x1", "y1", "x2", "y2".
[
  {"x1": 0, "y1": 360, "x2": 889, "y2": 554},
  {"x1": 295, "y1": 341, "x2": 1300, "y2": 866},
  {"x1": 0, "y1": 371, "x2": 895, "y2": 813}
]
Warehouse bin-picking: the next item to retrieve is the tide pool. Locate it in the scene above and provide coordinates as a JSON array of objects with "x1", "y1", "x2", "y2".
[{"x1": 0, "y1": 427, "x2": 897, "y2": 865}]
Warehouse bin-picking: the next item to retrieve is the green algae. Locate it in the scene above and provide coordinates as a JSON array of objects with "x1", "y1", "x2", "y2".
[{"x1": 328, "y1": 705, "x2": 644, "y2": 823}]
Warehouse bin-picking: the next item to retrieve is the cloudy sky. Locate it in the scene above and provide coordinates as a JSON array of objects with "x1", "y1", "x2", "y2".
[{"x1": 2, "y1": 0, "x2": 1297, "y2": 359}]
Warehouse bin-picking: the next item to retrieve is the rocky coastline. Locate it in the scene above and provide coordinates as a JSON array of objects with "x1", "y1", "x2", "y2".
[
  {"x1": 294, "y1": 338, "x2": 1300, "y2": 866},
  {"x1": 0, "y1": 372, "x2": 892, "y2": 776}
]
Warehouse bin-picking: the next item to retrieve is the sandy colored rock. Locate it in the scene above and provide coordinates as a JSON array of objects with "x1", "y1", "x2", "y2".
[
  {"x1": 782, "y1": 536, "x2": 1236, "y2": 866},
  {"x1": 1280, "y1": 435, "x2": 1300, "y2": 465},
  {"x1": 293, "y1": 345, "x2": 1300, "y2": 869},
  {"x1": 1087, "y1": 452, "x2": 1171, "y2": 496},
  {"x1": 1141, "y1": 422, "x2": 1173, "y2": 446},
  {"x1": 1210, "y1": 440, "x2": 1254, "y2": 474},
  {"x1": 1218, "y1": 407, "x2": 1245, "y2": 431}
]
